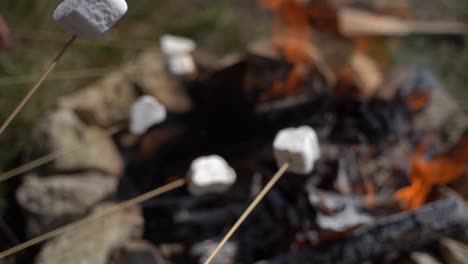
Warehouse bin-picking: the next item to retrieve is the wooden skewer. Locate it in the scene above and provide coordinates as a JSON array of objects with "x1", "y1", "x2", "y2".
[
  {"x1": 0, "y1": 150, "x2": 70, "y2": 183},
  {"x1": 0, "y1": 179, "x2": 186, "y2": 259},
  {"x1": 203, "y1": 163, "x2": 289, "y2": 264},
  {"x1": 0, "y1": 125, "x2": 122, "y2": 184},
  {"x1": 0, "y1": 35, "x2": 76, "y2": 137},
  {"x1": 0, "y1": 67, "x2": 112, "y2": 87}
]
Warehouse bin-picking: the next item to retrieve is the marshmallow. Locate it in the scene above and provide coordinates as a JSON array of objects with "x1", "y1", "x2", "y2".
[
  {"x1": 160, "y1": 35, "x2": 196, "y2": 55},
  {"x1": 130, "y1": 96, "x2": 167, "y2": 135},
  {"x1": 273, "y1": 126, "x2": 320, "y2": 174},
  {"x1": 187, "y1": 155, "x2": 237, "y2": 196},
  {"x1": 167, "y1": 53, "x2": 197, "y2": 76},
  {"x1": 160, "y1": 35, "x2": 197, "y2": 76},
  {"x1": 54, "y1": 0, "x2": 128, "y2": 39}
]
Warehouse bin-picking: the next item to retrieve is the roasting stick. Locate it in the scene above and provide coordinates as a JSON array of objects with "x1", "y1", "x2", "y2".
[
  {"x1": 0, "y1": 124, "x2": 123, "y2": 184},
  {"x1": 0, "y1": 67, "x2": 113, "y2": 87},
  {"x1": 0, "y1": 150, "x2": 70, "y2": 183},
  {"x1": 203, "y1": 163, "x2": 290, "y2": 264},
  {"x1": 0, "y1": 179, "x2": 186, "y2": 259},
  {"x1": 0, "y1": 35, "x2": 76, "y2": 137},
  {"x1": 0, "y1": 0, "x2": 129, "y2": 136}
]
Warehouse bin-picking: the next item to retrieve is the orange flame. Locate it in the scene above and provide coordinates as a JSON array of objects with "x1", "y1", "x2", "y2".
[
  {"x1": 395, "y1": 133, "x2": 468, "y2": 209},
  {"x1": 259, "y1": 0, "x2": 316, "y2": 95}
]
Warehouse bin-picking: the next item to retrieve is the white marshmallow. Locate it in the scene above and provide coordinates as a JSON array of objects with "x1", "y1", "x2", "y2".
[
  {"x1": 273, "y1": 126, "x2": 320, "y2": 174},
  {"x1": 160, "y1": 35, "x2": 197, "y2": 76},
  {"x1": 187, "y1": 155, "x2": 237, "y2": 196},
  {"x1": 54, "y1": 0, "x2": 128, "y2": 39},
  {"x1": 160, "y1": 35, "x2": 196, "y2": 55},
  {"x1": 167, "y1": 53, "x2": 197, "y2": 76},
  {"x1": 130, "y1": 96, "x2": 167, "y2": 135}
]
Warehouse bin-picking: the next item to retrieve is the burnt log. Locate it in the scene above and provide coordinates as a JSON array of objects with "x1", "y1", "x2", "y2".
[{"x1": 269, "y1": 197, "x2": 468, "y2": 264}]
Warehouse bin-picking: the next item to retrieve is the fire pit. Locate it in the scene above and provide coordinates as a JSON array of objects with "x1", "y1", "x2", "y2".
[{"x1": 2, "y1": 1, "x2": 468, "y2": 264}]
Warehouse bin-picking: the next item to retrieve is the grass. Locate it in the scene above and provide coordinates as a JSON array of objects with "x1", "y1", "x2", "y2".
[{"x1": 0, "y1": 0, "x2": 266, "y2": 171}]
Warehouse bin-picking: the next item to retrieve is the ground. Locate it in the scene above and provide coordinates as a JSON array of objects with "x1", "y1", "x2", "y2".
[{"x1": 0, "y1": 0, "x2": 467, "y2": 209}]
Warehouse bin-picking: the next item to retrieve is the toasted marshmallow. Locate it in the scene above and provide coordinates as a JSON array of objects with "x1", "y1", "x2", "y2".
[
  {"x1": 188, "y1": 155, "x2": 237, "y2": 196},
  {"x1": 54, "y1": 0, "x2": 128, "y2": 39},
  {"x1": 273, "y1": 126, "x2": 320, "y2": 174},
  {"x1": 130, "y1": 96, "x2": 167, "y2": 135}
]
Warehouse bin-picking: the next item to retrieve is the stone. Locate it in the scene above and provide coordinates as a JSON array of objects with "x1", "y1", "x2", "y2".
[
  {"x1": 273, "y1": 126, "x2": 320, "y2": 174},
  {"x1": 414, "y1": 87, "x2": 468, "y2": 142},
  {"x1": 130, "y1": 95, "x2": 167, "y2": 135},
  {"x1": 31, "y1": 108, "x2": 123, "y2": 176},
  {"x1": 187, "y1": 155, "x2": 237, "y2": 196},
  {"x1": 439, "y1": 238, "x2": 468, "y2": 264},
  {"x1": 16, "y1": 172, "x2": 117, "y2": 237},
  {"x1": 54, "y1": 0, "x2": 128, "y2": 39},
  {"x1": 410, "y1": 252, "x2": 442, "y2": 264},
  {"x1": 35, "y1": 203, "x2": 143, "y2": 264},
  {"x1": 58, "y1": 49, "x2": 192, "y2": 128}
]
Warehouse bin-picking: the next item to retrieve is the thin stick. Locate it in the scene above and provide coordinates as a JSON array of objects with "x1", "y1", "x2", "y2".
[
  {"x1": 0, "y1": 150, "x2": 70, "y2": 183},
  {"x1": 0, "y1": 68, "x2": 112, "y2": 86},
  {"x1": 203, "y1": 163, "x2": 289, "y2": 264},
  {"x1": 0, "y1": 35, "x2": 76, "y2": 137},
  {"x1": 0, "y1": 179, "x2": 185, "y2": 259},
  {"x1": 0, "y1": 125, "x2": 122, "y2": 184}
]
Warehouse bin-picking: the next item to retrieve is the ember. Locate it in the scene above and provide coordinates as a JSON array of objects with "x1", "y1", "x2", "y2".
[
  {"x1": 395, "y1": 131, "x2": 468, "y2": 209},
  {"x1": 259, "y1": 0, "x2": 318, "y2": 94}
]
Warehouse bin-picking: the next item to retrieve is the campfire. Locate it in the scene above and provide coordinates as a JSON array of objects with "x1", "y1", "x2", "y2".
[{"x1": 1, "y1": 1, "x2": 468, "y2": 264}]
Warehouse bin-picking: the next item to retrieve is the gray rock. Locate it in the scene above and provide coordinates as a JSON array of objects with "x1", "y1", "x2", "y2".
[
  {"x1": 410, "y1": 252, "x2": 442, "y2": 264},
  {"x1": 58, "y1": 49, "x2": 192, "y2": 128},
  {"x1": 414, "y1": 87, "x2": 468, "y2": 139},
  {"x1": 35, "y1": 203, "x2": 143, "y2": 264},
  {"x1": 31, "y1": 108, "x2": 123, "y2": 176},
  {"x1": 439, "y1": 238, "x2": 468, "y2": 264},
  {"x1": 17, "y1": 172, "x2": 117, "y2": 237}
]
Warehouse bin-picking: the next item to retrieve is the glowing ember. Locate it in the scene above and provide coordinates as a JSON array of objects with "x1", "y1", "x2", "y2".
[
  {"x1": 259, "y1": 0, "x2": 317, "y2": 94},
  {"x1": 395, "y1": 133, "x2": 468, "y2": 209}
]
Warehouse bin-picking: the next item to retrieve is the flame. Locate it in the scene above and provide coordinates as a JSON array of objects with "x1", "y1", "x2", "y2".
[
  {"x1": 259, "y1": 0, "x2": 316, "y2": 95},
  {"x1": 406, "y1": 90, "x2": 431, "y2": 112},
  {"x1": 395, "y1": 133, "x2": 468, "y2": 209}
]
